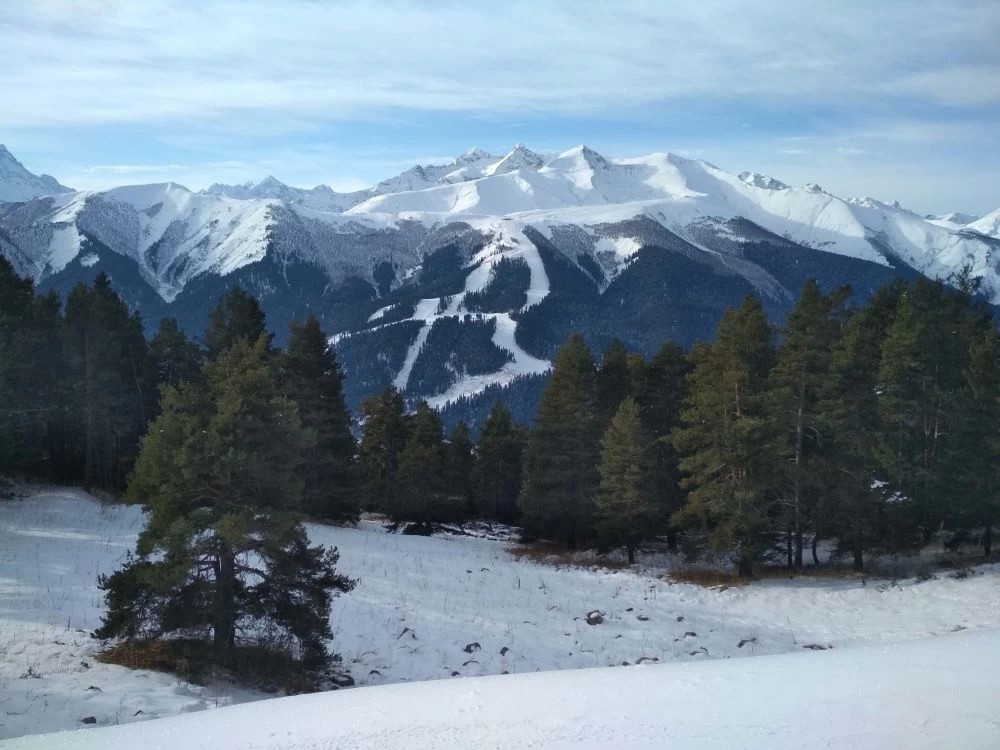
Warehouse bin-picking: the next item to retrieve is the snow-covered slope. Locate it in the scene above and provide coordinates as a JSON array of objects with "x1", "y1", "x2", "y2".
[
  {"x1": 4, "y1": 143, "x2": 997, "y2": 303},
  {"x1": 967, "y1": 208, "x2": 1000, "y2": 239},
  {"x1": 4, "y1": 489, "x2": 1000, "y2": 749},
  {"x1": 1, "y1": 144, "x2": 997, "y2": 410},
  {"x1": 0, "y1": 144, "x2": 72, "y2": 203},
  {"x1": 927, "y1": 211, "x2": 981, "y2": 230},
  {"x1": 14, "y1": 629, "x2": 1000, "y2": 750}
]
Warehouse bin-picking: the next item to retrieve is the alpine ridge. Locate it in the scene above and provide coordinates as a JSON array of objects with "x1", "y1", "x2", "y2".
[{"x1": 1, "y1": 144, "x2": 997, "y2": 422}]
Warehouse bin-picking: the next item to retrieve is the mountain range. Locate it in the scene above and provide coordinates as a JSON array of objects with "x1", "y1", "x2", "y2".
[{"x1": 1, "y1": 143, "x2": 998, "y2": 423}]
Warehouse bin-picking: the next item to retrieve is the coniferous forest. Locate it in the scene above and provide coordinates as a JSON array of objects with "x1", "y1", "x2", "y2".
[{"x1": 2, "y1": 254, "x2": 999, "y2": 683}]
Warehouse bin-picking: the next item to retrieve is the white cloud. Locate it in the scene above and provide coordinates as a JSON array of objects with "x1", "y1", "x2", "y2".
[{"x1": 0, "y1": 1, "x2": 996, "y2": 128}]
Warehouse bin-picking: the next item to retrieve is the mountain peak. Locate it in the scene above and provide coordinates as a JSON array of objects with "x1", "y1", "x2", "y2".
[
  {"x1": 456, "y1": 147, "x2": 494, "y2": 165},
  {"x1": 0, "y1": 144, "x2": 73, "y2": 202},
  {"x1": 485, "y1": 144, "x2": 545, "y2": 177},
  {"x1": 544, "y1": 145, "x2": 609, "y2": 172},
  {"x1": 738, "y1": 171, "x2": 789, "y2": 191}
]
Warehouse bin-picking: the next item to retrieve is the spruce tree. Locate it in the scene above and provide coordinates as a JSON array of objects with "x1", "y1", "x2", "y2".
[
  {"x1": 597, "y1": 397, "x2": 654, "y2": 564},
  {"x1": 445, "y1": 421, "x2": 475, "y2": 516},
  {"x1": 819, "y1": 280, "x2": 903, "y2": 569},
  {"x1": 950, "y1": 327, "x2": 1000, "y2": 556},
  {"x1": 766, "y1": 280, "x2": 847, "y2": 568},
  {"x1": 359, "y1": 387, "x2": 409, "y2": 513},
  {"x1": 204, "y1": 287, "x2": 271, "y2": 358},
  {"x1": 148, "y1": 318, "x2": 202, "y2": 388},
  {"x1": 632, "y1": 342, "x2": 691, "y2": 550},
  {"x1": 520, "y1": 333, "x2": 600, "y2": 547},
  {"x1": 596, "y1": 338, "x2": 630, "y2": 426},
  {"x1": 284, "y1": 315, "x2": 359, "y2": 522},
  {"x1": 875, "y1": 279, "x2": 973, "y2": 546},
  {"x1": 473, "y1": 401, "x2": 526, "y2": 522},
  {"x1": 671, "y1": 295, "x2": 776, "y2": 576},
  {"x1": 394, "y1": 401, "x2": 458, "y2": 523},
  {"x1": 63, "y1": 274, "x2": 152, "y2": 489},
  {"x1": 98, "y1": 335, "x2": 354, "y2": 672}
]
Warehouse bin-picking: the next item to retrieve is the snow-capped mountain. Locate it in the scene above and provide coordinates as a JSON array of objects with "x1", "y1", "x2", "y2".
[
  {"x1": 967, "y1": 208, "x2": 1000, "y2": 239},
  {"x1": 926, "y1": 211, "x2": 982, "y2": 230},
  {"x1": 0, "y1": 145, "x2": 72, "y2": 203},
  {"x1": 1, "y1": 143, "x2": 997, "y2": 420}
]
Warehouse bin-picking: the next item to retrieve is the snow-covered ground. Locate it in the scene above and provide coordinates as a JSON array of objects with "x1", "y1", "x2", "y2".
[
  {"x1": 10, "y1": 628, "x2": 1000, "y2": 750},
  {"x1": 2, "y1": 488, "x2": 999, "y2": 746}
]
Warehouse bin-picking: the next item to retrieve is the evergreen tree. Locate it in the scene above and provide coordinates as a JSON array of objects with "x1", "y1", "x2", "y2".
[
  {"x1": 62, "y1": 274, "x2": 152, "y2": 489},
  {"x1": 819, "y1": 280, "x2": 904, "y2": 569},
  {"x1": 358, "y1": 387, "x2": 409, "y2": 513},
  {"x1": 0, "y1": 256, "x2": 65, "y2": 479},
  {"x1": 445, "y1": 421, "x2": 475, "y2": 516},
  {"x1": 284, "y1": 315, "x2": 360, "y2": 522},
  {"x1": 875, "y1": 279, "x2": 974, "y2": 546},
  {"x1": 148, "y1": 318, "x2": 202, "y2": 388},
  {"x1": 98, "y1": 335, "x2": 354, "y2": 672},
  {"x1": 204, "y1": 287, "x2": 271, "y2": 358},
  {"x1": 632, "y1": 342, "x2": 691, "y2": 550},
  {"x1": 950, "y1": 327, "x2": 1000, "y2": 556},
  {"x1": 596, "y1": 338, "x2": 630, "y2": 426},
  {"x1": 473, "y1": 401, "x2": 526, "y2": 522},
  {"x1": 394, "y1": 401, "x2": 459, "y2": 523},
  {"x1": 597, "y1": 397, "x2": 655, "y2": 564},
  {"x1": 520, "y1": 333, "x2": 600, "y2": 547},
  {"x1": 766, "y1": 280, "x2": 848, "y2": 568},
  {"x1": 671, "y1": 296, "x2": 776, "y2": 576}
]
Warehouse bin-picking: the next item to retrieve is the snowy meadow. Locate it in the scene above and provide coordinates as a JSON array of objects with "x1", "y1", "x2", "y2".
[{"x1": 2, "y1": 487, "x2": 999, "y2": 744}]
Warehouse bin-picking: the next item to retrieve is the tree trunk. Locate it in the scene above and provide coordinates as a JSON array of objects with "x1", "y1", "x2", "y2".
[
  {"x1": 737, "y1": 555, "x2": 753, "y2": 578},
  {"x1": 853, "y1": 545, "x2": 864, "y2": 572},
  {"x1": 627, "y1": 545, "x2": 635, "y2": 565},
  {"x1": 984, "y1": 524, "x2": 993, "y2": 558},
  {"x1": 666, "y1": 528, "x2": 678, "y2": 553},
  {"x1": 213, "y1": 542, "x2": 236, "y2": 666},
  {"x1": 812, "y1": 534, "x2": 820, "y2": 566},
  {"x1": 785, "y1": 530, "x2": 793, "y2": 570}
]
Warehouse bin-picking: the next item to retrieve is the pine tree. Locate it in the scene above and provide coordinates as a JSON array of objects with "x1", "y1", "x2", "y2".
[
  {"x1": 445, "y1": 421, "x2": 475, "y2": 516},
  {"x1": 597, "y1": 397, "x2": 655, "y2": 564},
  {"x1": 473, "y1": 401, "x2": 526, "y2": 522},
  {"x1": 819, "y1": 280, "x2": 903, "y2": 569},
  {"x1": 394, "y1": 401, "x2": 458, "y2": 523},
  {"x1": 0, "y1": 257, "x2": 43, "y2": 472},
  {"x1": 632, "y1": 342, "x2": 691, "y2": 550},
  {"x1": 520, "y1": 333, "x2": 600, "y2": 547},
  {"x1": 875, "y1": 279, "x2": 974, "y2": 546},
  {"x1": 98, "y1": 335, "x2": 354, "y2": 673},
  {"x1": 359, "y1": 387, "x2": 409, "y2": 513},
  {"x1": 671, "y1": 296, "x2": 776, "y2": 576},
  {"x1": 63, "y1": 274, "x2": 152, "y2": 489},
  {"x1": 596, "y1": 338, "x2": 630, "y2": 426},
  {"x1": 204, "y1": 287, "x2": 271, "y2": 358},
  {"x1": 767, "y1": 280, "x2": 848, "y2": 568},
  {"x1": 284, "y1": 315, "x2": 359, "y2": 522},
  {"x1": 950, "y1": 327, "x2": 1000, "y2": 556},
  {"x1": 148, "y1": 318, "x2": 202, "y2": 388}
]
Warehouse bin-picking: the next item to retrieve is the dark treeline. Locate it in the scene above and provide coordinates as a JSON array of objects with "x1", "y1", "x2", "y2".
[
  {"x1": 3, "y1": 257, "x2": 999, "y2": 679},
  {"x1": 0, "y1": 258, "x2": 358, "y2": 684},
  {"x1": 357, "y1": 275, "x2": 999, "y2": 575}
]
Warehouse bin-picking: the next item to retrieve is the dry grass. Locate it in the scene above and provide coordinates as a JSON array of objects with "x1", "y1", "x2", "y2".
[
  {"x1": 510, "y1": 540, "x2": 633, "y2": 571},
  {"x1": 98, "y1": 639, "x2": 195, "y2": 677},
  {"x1": 98, "y1": 639, "x2": 319, "y2": 693}
]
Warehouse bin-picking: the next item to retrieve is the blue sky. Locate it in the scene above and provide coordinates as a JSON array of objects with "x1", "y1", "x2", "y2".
[{"x1": 1, "y1": 0, "x2": 998, "y2": 215}]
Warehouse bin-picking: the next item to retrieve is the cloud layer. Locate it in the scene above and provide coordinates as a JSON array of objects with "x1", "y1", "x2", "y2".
[{"x1": 1, "y1": 1, "x2": 997, "y2": 213}]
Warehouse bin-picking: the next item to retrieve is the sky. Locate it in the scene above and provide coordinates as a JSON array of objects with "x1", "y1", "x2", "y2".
[{"x1": 1, "y1": 0, "x2": 998, "y2": 215}]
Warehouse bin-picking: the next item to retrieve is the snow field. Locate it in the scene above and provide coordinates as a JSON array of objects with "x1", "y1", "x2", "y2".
[
  {"x1": 3, "y1": 489, "x2": 1000, "y2": 744},
  {"x1": 11, "y1": 629, "x2": 1000, "y2": 749}
]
